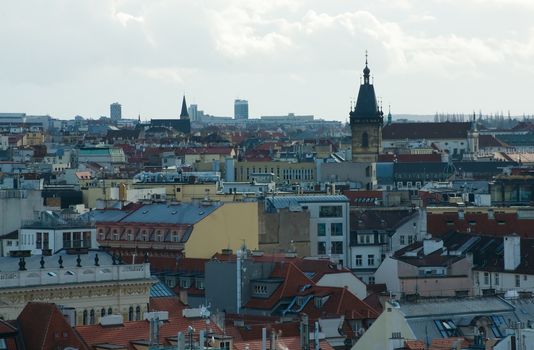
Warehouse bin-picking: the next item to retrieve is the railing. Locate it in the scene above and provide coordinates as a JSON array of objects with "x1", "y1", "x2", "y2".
[{"x1": 0, "y1": 263, "x2": 151, "y2": 288}]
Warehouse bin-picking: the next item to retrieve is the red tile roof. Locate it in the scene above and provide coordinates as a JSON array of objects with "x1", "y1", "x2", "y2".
[
  {"x1": 429, "y1": 337, "x2": 468, "y2": 349},
  {"x1": 17, "y1": 302, "x2": 90, "y2": 350},
  {"x1": 342, "y1": 190, "x2": 382, "y2": 207},
  {"x1": 76, "y1": 297, "x2": 222, "y2": 350},
  {"x1": 427, "y1": 210, "x2": 534, "y2": 238},
  {"x1": 233, "y1": 336, "x2": 334, "y2": 350},
  {"x1": 383, "y1": 122, "x2": 471, "y2": 140},
  {"x1": 405, "y1": 339, "x2": 426, "y2": 350}
]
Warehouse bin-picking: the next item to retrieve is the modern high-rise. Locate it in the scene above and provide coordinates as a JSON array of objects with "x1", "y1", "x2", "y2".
[
  {"x1": 110, "y1": 102, "x2": 122, "y2": 121},
  {"x1": 234, "y1": 99, "x2": 249, "y2": 120}
]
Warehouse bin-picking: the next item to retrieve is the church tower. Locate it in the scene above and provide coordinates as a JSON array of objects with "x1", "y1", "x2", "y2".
[
  {"x1": 180, "y1": 95, "x2": 189, "y2": 120},
  {"x1": 350, "y1": 54, "x2": 383, "y2": 162}
]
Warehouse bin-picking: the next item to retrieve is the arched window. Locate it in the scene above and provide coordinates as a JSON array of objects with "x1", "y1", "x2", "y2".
[
  {"x1": 83, "y1": 310, "x2": 88, "y2": 325},
  {"x1": 107, "y1": 307, "x2": 113, "y2": 315},
  {"x1": 362, "y1": 132, "x2": 369, "y2": 148},
  {"x1": 90, "y1": 309, "x2": 95, "y2": 324},
  {"x1": 128, "y1": 306, "x2": 134, "y2": 321},
  {"x1": 135, "y1": 306, "x2": 141, "y2": 321},
  {"x1": 101, "y1": 308, "x2": 106, "y2": 318}
]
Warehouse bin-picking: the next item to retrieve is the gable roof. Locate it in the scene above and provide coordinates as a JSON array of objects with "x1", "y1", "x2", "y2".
[
  {"x1": 17, "y1": 302, "x2": 90, "y2": 350},
  {"x1": 383, "y1": 122, "x2": 471, "y2": 140}
]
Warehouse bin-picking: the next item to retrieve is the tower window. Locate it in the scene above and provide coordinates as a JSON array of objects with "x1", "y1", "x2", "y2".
[{"x1": 362, "y1": 132, "x2": 369, "y2": 148}]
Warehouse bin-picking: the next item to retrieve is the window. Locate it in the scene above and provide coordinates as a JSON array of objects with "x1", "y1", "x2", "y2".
[
  {"x1": 318, "y1": 223, "x2": 326, "y2": 237},
  {"x1": 90, "y1": 309, "x2": 95, "y2": 324},
  {"x1": 83, "y1": 231, "x2": 91, "y2": 247},
  {"x1": 355, "y1": 255, "x2": 362, "y2": 266},
  {"x1": 495, "y1": 273, "x2": 500, "y2": 286},
  {"x1": 128, "y1": 307, "x2": 134, "y2": 321},
  {"x1": 36, "y1": 232, "x2": 49, "y2": 250},
  {"x1": 331, "y1": 223, "x2": 343, "y2": 236},
  {"x1": 400, "y1": 235, "x2": 405, "y2": 245},
  {"x1": 108, "y1": 307, "x2": 113, "y2": 315},
  {"x1": 484, "y1": 272, "x2": 489, "y2": 285},
  {"x1": 331, "y1": 242, "x2": 343, "y2": 255},
  {"x1": 63, "y1": 232, "x2": 72, "y2": 248},
  {"x1": 135, "y1": 306, "x2": 141, "y2": 321},
  {"x1": 317, "y1": 242, "x2": 326, "y2": 255},
  {"x1": 368, "y1": 276, "x2": 375, "y2": 284},
  {"x1": 254, "y1": 284, "x2": 268, "y2": 295},
  {"x1": 365, "y1": 235, "x2": 370, "y2": 244},
  {"x1": 73, "y1": 232, "x2": 82, "y2": 248},
  {"x1": 516, "y1": 275, "x2": 521, "y2": 288},
  {"x1": 368, "y1": 255, "x2": 375, "y2": 266},
  {"x1": 180, "y1": 278, "x2": 191, "y2": 289},
  {"x1": 196, "y1": 279, "x2": 205, "y2": 290},
  {"x1": 319, "y1": 206, "x2": 342, "y2": 218},
  {"x1": 101, "y1": 308, "x2": 106, "y2": 318},
  {"x1": 475, "y1": 272, "x2": 479, "y2": 285},
  {"x1": 83, "y1": 310, "x2": 88, "y2": 325},
  {"x1": 362, "y1": 132, "x2": 369, "y2": 148},
  {"x1": 408, "y1": 235, "x2": 414, "y2": 244},
  {"x1": 524, "y1": 275, "x2": 528, "y2": 281}
]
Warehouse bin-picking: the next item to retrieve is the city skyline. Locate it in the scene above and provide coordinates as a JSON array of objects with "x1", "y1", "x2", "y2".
[{"x1": 2, "y1": 1, "x2": 534, "y2": 120}]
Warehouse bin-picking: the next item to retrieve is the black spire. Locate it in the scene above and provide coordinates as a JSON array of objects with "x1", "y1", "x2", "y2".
[
  {"x1": 180, "y1": 95, "x2": 189, "y2": 119},
  {"x1": 351, "y1": 52, "x2": 382, "y2": 122},
  {"x1": 363, "y1": 50, "x2": 371, "y2": 85}
]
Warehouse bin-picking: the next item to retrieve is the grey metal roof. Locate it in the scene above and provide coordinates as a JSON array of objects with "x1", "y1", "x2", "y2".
[
  {"x1": 120, "y1": 202, "x2": 222, "y2": 225},
  {"x1": 266, "y1": 195, "x2": 348, "y2": 209},
  {"x1": 86, "y1": 209, "x2": 131, "y2": 223},
  {"x1": 150, "y1": 280, "x2": 176, "y2": 298},
  {"x1": 400, "y1": 297, "x2": 515, "y2": 319},
  {"x1": 401, "y1": 297, "x2": 519, "y2": 341}
]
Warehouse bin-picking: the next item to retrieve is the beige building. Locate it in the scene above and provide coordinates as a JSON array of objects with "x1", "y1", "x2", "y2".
[{"x1": 235, "y1": 160, "x2": 316, "y2": 183}]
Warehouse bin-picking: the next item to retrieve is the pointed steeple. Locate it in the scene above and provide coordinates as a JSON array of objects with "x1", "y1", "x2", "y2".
[
  {"x1": 351, "y1": 52, "x2": 382, "y2": 120},
  {"x1": 387, "y1": 105, "x2": 392, "y2": 125},
  {"x1": 180, "y1": 95, "x2": 189, "y2": 120},
  {"x1": 363, "y1": 50, "x2": 371, "y2": 85}
]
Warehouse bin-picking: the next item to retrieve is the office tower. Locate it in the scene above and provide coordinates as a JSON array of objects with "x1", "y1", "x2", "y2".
[
  {"x1": 234, "y1": 99, "x2": 249, "y2": 120},
  {"x1": 110, "y1": 102, "x2": 122, "y2": 121}
]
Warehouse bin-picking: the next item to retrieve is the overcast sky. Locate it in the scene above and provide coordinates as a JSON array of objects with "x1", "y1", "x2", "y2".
[{"x1": 1, "y1": 0, "x2": 534, "y2": 121}]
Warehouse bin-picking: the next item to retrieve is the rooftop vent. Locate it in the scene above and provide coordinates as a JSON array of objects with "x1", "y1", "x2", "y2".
[{"x1": 100, "y1": 314, "x2": 124, "y2": 326}]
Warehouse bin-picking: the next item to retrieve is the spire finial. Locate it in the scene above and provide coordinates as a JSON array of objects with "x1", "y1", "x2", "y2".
[{"x1": 365, "y1": 50, "x2": 368, "y2": 66}]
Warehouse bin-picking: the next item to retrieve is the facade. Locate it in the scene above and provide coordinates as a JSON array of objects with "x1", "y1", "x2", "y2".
[
  {"x1": 77, "y1": 147, "x2": 126, "y2": 170},
  {"x1": 349, "y1": 208, "x2": 421, "y2": 283},
  {"x1": 350, "y1": 57, "x2": 383, "y2": 163},
  {"x1": 382, "y1": 121, "x2": 475, "y2": 160},
  {"x1": 235, "y1": 160, "x2": 316, "y2": 185},
  {"x1": 264, "y1": 195, "x2": 350, "y2": 265},
  {"x1": 92, "y1": 201, "x2": 259, "y2": 260},
  {"x1": 234, "y1": 99, "x2": 249, "y2": 120},
  {"x1": 0, "y1": 189, "x2": 45, "y2": 239},
  {"x1": 374, "y1": 235, "x2": 476, "y2": 298},
  {"x1": 110, "y1": 102, "x2": 122, "y2": 121}
]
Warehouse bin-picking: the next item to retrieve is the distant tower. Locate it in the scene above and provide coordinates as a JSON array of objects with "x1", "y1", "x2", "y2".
[
  {"x1": 468, "y1": 113, "x2": 479, "y2": 154},
  {"x1": 188, "y1": 104, "x2": 198, "y2": 122},
  {"x1": 350, "y1": 53, "x2": 384, "y2": 162},
  {"x1": 180, "y1": 95, "x2": 189, "y2": 120},
  {"x1": 387, "y1": 105, "x2": 392, "y2": 125},
  {"x1": 234, "y1": 99, "x2": 249, "y2": 120},
  {"x1": 110, "y1": 102, "x2": 122, "y2": 121}
]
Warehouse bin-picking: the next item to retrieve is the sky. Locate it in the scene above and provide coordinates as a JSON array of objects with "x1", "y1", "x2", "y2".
[{"x1": 1, "y1": 0, "x2": 534, "y2": 121}]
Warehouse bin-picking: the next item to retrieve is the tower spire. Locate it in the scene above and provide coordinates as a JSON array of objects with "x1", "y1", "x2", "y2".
[
  {"x1": 180, "y1": 95, "x2": 189, "y2": 120},
  {"x1": 363, "y1": 51, "x2": 371, "y2": 85}
]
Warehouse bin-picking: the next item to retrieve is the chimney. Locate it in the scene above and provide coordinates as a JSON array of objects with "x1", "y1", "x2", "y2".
[
  {"x1": 423, "y1": 236, "x2": 443, "y2": 256},
  {"x1": 504, "y1": 235, "x2": 521, "y2": 271},
  {"x1": 300, "y1": 314, "x2": 310, "y2": 350},
  {"x1": 179, "y1": 290, "x2": 188, "y2": 305},
  {"x1": 261, "y1": 328, "x2": 267, "y2": 350}
]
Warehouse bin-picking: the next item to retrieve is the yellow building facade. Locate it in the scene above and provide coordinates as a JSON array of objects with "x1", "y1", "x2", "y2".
[{"x1": 184, "y1": 201, "x2": 259, "y2": 258}]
